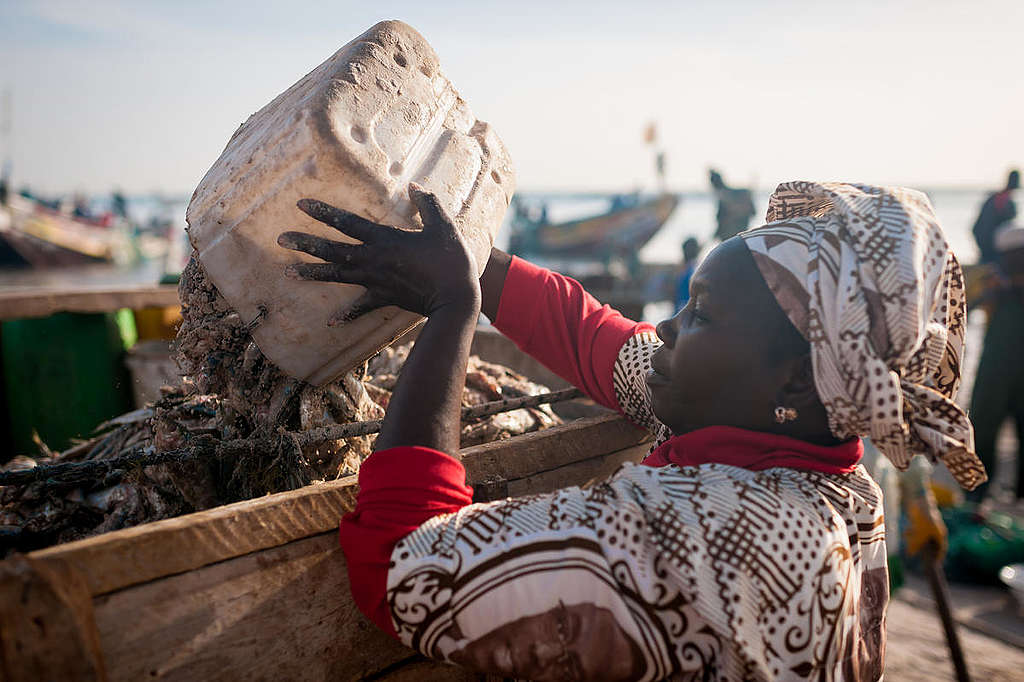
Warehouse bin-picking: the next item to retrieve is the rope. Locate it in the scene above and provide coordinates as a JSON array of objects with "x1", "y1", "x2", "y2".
[{"x1": 0, "y1": 388, "x2": 584, "y2": 487}]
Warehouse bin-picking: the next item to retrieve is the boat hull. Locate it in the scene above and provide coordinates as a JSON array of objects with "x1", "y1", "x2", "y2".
[{"x1": 512, "y1": 193, "x2": 679, "y2": 258}]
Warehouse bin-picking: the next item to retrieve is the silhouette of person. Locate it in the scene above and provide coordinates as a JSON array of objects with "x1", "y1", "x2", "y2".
[
  {"x1": 709, "y1": 169, "x2": 756, "y2": 242},
  {"x1": 972, "y1": 169, "x2": 1019, "y2": 263},
  {"x1": 968, "y1": 223, "x2": 1024, "y2": 502}
]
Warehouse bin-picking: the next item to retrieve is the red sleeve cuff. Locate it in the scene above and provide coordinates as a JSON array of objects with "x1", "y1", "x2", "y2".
[{"x1": 339, "y1": 447, "x2": 473, "y2": 638}]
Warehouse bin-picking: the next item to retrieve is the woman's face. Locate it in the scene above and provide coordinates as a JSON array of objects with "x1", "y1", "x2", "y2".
[{"x1": 647, "y1": 237, "x2": 800, "y2": 434}]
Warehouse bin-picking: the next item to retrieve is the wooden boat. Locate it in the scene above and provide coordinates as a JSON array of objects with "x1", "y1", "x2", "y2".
[
  {"x1": 0, "y1": 196, "x2": 131, "y2": 268},
  {"x1": 0, "y1": 331, "x2": 653, "y2": 680},
  {"x1": 509, "y1": 193, "x2": 679, "y2": 259}
]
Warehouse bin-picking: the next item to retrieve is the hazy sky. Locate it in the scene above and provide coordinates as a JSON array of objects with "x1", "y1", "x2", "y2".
[{"x1": 1, "y1": 0, "x2": 1022, "y2": 195}]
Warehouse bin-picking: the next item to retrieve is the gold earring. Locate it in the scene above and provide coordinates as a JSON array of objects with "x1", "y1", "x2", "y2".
[{"x1": 774, "y1": 406, "x2": 798, "y2": 423}]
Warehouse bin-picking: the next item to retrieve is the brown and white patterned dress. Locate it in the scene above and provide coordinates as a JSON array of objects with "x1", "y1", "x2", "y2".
[{"x1": 385, "y1": 331, "x2": 888, "y2": 681}]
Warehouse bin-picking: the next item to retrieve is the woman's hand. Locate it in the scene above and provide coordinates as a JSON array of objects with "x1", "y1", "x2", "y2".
[{"x1": 277, "y1": 184, "x2": 481, "y2": 324}]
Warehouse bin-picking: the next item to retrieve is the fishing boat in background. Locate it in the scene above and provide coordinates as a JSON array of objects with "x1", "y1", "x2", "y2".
[
  {"x1": 508, "y1": 192, "x2": 679, "y2": 259},
  {"x1": 0, "y1": 194, "x2": 135, "y2": 268},
  {"x1": 509, "y1": 122, "x2": 679, "y2": 262}
]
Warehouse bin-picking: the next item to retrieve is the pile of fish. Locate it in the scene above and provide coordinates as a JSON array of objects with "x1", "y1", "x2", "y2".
[{"x1": 0, "y1": 257, "x2": 561, "y2": 557}]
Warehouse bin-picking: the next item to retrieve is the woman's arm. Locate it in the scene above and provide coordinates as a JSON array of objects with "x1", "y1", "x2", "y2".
[
  {"x1": 280, "y1": 187, "x2": 483, "y2": 633},
  {"x1": 374, "y1": 297, "x2": 478, "y2": 453}
]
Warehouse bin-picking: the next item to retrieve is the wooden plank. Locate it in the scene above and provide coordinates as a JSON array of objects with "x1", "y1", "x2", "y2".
[
  {"x1": 505, "y1": 442, "x2": 650, "y2": 498},
  {"x1": 30, "y1": 415, "x2": 649, "y2": 598},
  {"x1": 459, "y1": 413, "x2": 649, "y2": 484},
  {"x1": 92, "y1": 533, "x2": 413, "y2": 681},
  {"x1": 0, "y1": 286, "x2": 179, "y2": 320},
  {"x1": 0, "y1": 554, "x2": 107, "y2": 681},
  {"x1": 31, "y1": 479, "x2": 359, "y2": 598},
  {"x1": 92, "y1": 532, "x2": 492, "y2": 681}
]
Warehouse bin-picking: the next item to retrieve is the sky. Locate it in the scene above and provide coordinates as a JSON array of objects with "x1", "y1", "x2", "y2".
[{"x1": 1, "y1": 0, "x2": 1022, "y2": 195}]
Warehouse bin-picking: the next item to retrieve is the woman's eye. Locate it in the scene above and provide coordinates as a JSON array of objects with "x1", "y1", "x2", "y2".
[{"x1": 683, "y1": 302, "x2": 707, "y2": 326}]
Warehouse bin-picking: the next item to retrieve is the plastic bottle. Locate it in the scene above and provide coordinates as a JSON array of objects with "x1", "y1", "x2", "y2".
[{"x1": 186, "y1": 21, "x2": 515, "y2": 386}]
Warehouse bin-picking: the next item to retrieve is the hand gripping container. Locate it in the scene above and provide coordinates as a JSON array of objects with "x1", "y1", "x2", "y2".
[{"x1": 186, "y1": 20, "x2": 515, "y2": 386}]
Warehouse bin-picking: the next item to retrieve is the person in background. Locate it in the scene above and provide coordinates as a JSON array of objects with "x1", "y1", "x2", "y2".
[
  {"x1": 709, "y1": 168, "x2": 756, "y2": 242},
  {"x1": 0, "y1": 160, "x2": 10, "y2": 206},
  {"x1": 968, "y1": 223, "x2": 1024, "y2": 503},
  {"x1": 111, "y1": 189, "x2": 129, "y2": 220},
  {"x1": 71, "y1": 193, "x2": 92, "y2": 221},
  {"x1": 972, "y1": 169, "x2": 1019, "y2": 264},
  {"x1": 673, "y1": 236, "x2": 700, "y2": 311},
  {"x1": 280, "y1": 181, "x2": 985, "y2": 680}
]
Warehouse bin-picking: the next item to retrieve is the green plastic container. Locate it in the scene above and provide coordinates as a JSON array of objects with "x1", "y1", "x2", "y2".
[{"x1": 2, "y1": 312, "x2": 134, "y2": 455}]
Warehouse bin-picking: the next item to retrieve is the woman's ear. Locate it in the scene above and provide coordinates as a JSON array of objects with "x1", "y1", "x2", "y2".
[{"x1": 778, "y1": 353, "x2": 817, "y2": 409}]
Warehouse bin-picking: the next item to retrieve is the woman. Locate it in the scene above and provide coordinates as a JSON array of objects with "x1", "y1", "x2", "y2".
[{"x1": 279, "y1": 181, "x2": 985, "y2": 681}]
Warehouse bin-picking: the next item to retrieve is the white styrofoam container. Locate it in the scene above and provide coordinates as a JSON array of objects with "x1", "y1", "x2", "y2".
[{"x1": 186, "y1": 20, "x2": 514, "y2": 386}]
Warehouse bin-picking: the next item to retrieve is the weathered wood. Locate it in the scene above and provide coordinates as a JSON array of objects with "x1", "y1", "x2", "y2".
[
  {"x1": 504, "y1": 441, "x2": 651, "y2": 498},
  {"x1": 460, "y1": 413, "x2": 649, "y2": 485},
  {"x1": 91, "y1": 532, "x2": 502, "y2": 681},
  {"x1": 0, "y1": 286, "x2": 179, "y2": 321},
  {"x1": 0, "y1": 554, "x2": 107, "y2": 681},
  {"x1": 32, "y1": 479, "x2": 359, "y2": 597},
  {"x1": 93, "y1": 533, "x2": 404, "y2": 681},
  {"x1": 31, "y1": 415, "x2": 648, "y2": 599}
]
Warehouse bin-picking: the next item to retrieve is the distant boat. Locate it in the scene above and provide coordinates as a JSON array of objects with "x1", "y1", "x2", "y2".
[
  {"x1": 0, "y1": 196, "x2": 132, "y2": 268},
  {"x1": 509, "y1": 193, "x2": 679, "y2": 259}
]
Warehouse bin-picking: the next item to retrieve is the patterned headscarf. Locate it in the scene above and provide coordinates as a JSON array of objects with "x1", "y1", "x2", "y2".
[{"x1": 740, "y1": 181, "x2": 986, "y2": 490}]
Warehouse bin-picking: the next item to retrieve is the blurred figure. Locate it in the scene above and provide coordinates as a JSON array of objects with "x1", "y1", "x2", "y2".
[
  {"x1": 111, "y1": 188, "x2": 129, "y2": 220},
  {"x1": 709, "y1": 168, "x2": 756, "y2": 242},
  {"x1": 968, "y1": 223, "x2": 1024, "y2": 503},
  {"x1": 972, "y1": 169, "x2": 1019, "y2": 263},
  {"x1": 673, "y1": 237, "x2": 700, "y2": 311},
  {"x1": 0, "y1": 159, "x2": 10, "y2": 206},
  {"x1": 71, "y1": 193, "x2": 91, "y2": 220}
]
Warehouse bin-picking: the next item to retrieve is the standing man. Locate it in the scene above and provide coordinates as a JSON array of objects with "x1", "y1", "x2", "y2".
[
  {"x1": 972, "y1": 169, "x2": 1019, "y2": 264},
  {"x1": 968, "y1": 223, "x2": 1024, "y2": 502},
  {"x1": 709, "y1": 168, "x2": 756, "y2": 242}
]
